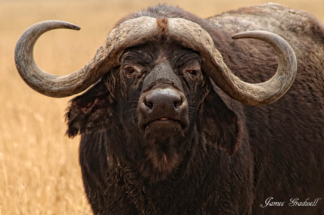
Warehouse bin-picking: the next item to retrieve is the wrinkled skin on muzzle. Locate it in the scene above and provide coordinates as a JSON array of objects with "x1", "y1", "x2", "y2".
[
  {"x1": 116, "y1": 42, "x2": 210, "y2": 177},
  {"x1": 138, "y1": 62, "x2": 189, "y2": 138}
]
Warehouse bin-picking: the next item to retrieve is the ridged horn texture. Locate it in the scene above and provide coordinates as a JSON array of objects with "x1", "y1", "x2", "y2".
[
  {"x1": 166, "y1": 19, "x2": 297, "y2": 106},
  {"x1": 15, "y1": 17, "x2": 297, "y2": 105},
  {"x1": 15, "y1": 17, "x2": 159, "y2": 97}
]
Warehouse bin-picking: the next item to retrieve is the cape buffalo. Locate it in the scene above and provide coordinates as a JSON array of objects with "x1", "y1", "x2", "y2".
[{"x1": 14, "y1": 3, "x2": 324, "y2": 215}]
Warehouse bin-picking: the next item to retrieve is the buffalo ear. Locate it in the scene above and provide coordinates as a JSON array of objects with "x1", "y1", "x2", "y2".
[
  {"x1": 198, "y1": 81, "x2": 243, "y2": 156},
  {"x1": 65, "y1": 73, "x2": 118, "y2": 138}
]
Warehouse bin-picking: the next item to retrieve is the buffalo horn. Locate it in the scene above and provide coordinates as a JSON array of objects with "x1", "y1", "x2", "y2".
[
  {"x1": 15, "y1": 17, "x2": 159, "y2": 97},
  {"x1": 167, "y1": 18, "x2": 297, "y2": 106}
]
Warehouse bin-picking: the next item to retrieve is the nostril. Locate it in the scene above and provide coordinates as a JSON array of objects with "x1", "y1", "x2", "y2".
[
  {"x1": 145, "y1": 100, "x2": 153, "y2": 109},
  {"x1": 174, "y1": 99, "x2": 182, "y2": 108}
]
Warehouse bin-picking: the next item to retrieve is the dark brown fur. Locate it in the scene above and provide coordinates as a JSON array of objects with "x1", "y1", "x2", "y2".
[{"x1": 66, "y1": 3, "x2": 324, "y2": 215}]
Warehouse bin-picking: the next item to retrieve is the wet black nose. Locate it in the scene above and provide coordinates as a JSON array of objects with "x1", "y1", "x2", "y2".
[
  {"x1": 144, "y1": 88, "x2": 183, "y2": 112},
  {"x1": 138, "y1": 87, "x2": 189, "y2": 129}
]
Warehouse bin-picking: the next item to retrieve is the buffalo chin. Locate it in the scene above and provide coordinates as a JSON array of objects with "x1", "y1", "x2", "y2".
[{"x1": 141, "y1": 120, "x2": 185, "y2": 179}]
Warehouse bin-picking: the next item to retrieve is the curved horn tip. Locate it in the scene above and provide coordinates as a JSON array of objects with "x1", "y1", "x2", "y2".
[
  {"x1": 232, "y1": 32, "x2": 252, "y2": 39},
  {"x1": 232, "y1": 34, "x2": 239, "y2": 39},
  {"x1": 232, "y1": 30, "x2": 275, "y2": 40},
  {"x1": 67, "y1": 24, "x2": 81, "y2": 31},
  {"x1": 35, "y1": 20, "x2": 81, "y2": 31},
  {"x1": 52, "y1": 21, "x2": 81, "y2": 31}
]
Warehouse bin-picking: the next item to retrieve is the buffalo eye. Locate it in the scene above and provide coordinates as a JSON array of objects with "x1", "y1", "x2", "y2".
[
  {"x1": 124, "y1": 66, "x2": 136, "y2": 75},
  {"x1": 187, "y1": 70, "x2": 197, "y2": 76}
]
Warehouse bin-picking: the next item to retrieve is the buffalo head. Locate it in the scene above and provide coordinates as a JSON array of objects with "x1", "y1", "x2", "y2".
[{"x1": 15, "y1": 16, "x2": 297, "y2": 179}]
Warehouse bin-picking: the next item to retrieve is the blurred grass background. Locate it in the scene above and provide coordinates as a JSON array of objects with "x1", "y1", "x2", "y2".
[{"x1": 0, "y1": 0, "x2": 323, "y2": 214}]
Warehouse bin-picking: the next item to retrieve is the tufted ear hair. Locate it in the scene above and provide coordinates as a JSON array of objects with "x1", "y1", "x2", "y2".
[
  {"x1": 198, "y1": 80, "x2": 244, "y2": 156},
  {"x1": 65, "y1": 71, "x2": 119, "y2": 138}
]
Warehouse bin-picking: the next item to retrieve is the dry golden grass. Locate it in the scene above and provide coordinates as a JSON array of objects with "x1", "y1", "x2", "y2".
[{"x1": 0, "y1": 0, "x2": 323, "y2": 214}]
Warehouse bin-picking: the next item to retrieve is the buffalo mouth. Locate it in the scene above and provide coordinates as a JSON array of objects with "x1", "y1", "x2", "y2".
[
  {"x1": 144, "y1": 117, "x2": 185, "y2": 129},
  {"x1": 141, "y1": 116, "x2": 187, "y2": 139}
]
